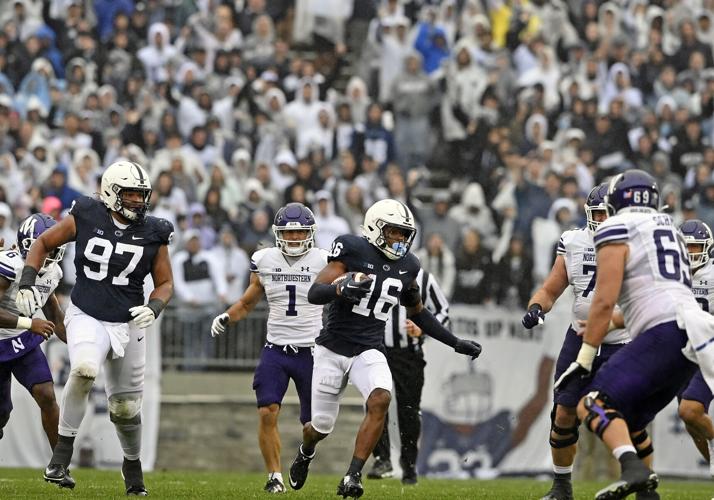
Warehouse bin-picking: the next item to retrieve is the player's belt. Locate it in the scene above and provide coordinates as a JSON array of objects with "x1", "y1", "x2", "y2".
[{"x1": 264, "y1": 342, "x2": 313, "y2": 355}]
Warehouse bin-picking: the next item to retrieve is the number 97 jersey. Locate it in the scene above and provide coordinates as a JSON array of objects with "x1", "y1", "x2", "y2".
[{"x1": 69, "y1": 196, "x2": 174, "y2": 323}]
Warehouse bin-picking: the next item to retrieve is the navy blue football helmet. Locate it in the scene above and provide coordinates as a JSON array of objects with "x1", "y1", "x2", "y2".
[
  {"x1": 585, "y1": 182, "x2": 609, "y2": 234},
  {"x1": 605, "y1": 169, "x2": 660, "y2": 215},
  {"x1": 680, "y1": 219, "x2": 713, "y2": 270},
  {"x1": 17, "y1": 213, "x2": 66, "y2": 271},
  {"x1": 272, "y1": 203, "x2": 317, "y2": 256}
]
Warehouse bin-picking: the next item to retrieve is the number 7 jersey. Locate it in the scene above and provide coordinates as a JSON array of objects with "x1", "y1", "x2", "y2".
[
  {"x1": 69, "y1": 196, "x2": 174, "y2": 323},
  {"x1": 594, "y1": 209, "x2": 698, "y2": 339}
]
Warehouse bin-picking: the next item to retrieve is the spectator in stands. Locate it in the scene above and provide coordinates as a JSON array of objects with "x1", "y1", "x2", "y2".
[
  {"x1": 313, "y1": 190, "x2": 349, "y2": 250},
  {"x1": 417, "y1": 191, "x2": 462, "y2": 250},
  {"x1": 209, "y1": 227, "x2": 250, "y2": 304},
  {"x1": 415, "y1": 232, "x2": 456, "y2": 300},
  {"x1": 494, "y1": 233, "x2": 534, "y2": 309},
  {"x1": 453, "y1": 228, "x2": 493, "y2": 304},
  {"x1": 448, "y1": 182, "x2": 497, "y2": 249}
]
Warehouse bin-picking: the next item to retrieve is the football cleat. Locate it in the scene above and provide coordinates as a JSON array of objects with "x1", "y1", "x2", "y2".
[
  {"x1": 122, "y1": 458, "x2": 148, "y2": 496},
  {"x1": 367, "y1": 458, "x2": 393, "y2": 479},
  {"x1": 288, "y1": 445, "x2": 315, "y2": 490},
  {"x1": 264, "y1": 477, "x2": 286, "y2": 494},
  {"x1": 540, "y1": 479, "x2": 573, "y2": 500},
  {"x1": 44, "y1": 464, "x2": 76, "y2": 489},
  {"x1": 595, "y1": 463, "x2": 658, "y2": 500},
  {"x1": 635, "y1": 489, "x2": 660, "y2": 499},
  {"x1": 337, "y1": 472, "x2": 364, "y2": 498}
]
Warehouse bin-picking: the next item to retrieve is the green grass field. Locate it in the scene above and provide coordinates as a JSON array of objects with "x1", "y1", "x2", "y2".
[{"x1": 0, "y1": 469, "x2": 712, "y2": 499}]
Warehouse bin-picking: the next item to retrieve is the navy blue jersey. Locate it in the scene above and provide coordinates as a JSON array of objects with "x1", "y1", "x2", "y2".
[
  {"x1": 69, "y1": 196, "x2": 173, "y2": 322},
  {"x1": 316, "y1": 234, "x2": 421, "y2": 356}
]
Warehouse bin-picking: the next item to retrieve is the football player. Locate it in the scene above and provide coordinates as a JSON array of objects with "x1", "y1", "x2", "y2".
[
  {"x1": 16, "y1": 160, "x2": 174, "y2": 495},
  {"x1": 210, "y1": 203, "x2": 328, "y2": 494},
  {"x1": 522, "y1": 183, "x2": 630, "y2": 500},
  {"x1": 677, "y1": 219, "x2": 714, "y2": 476},
  {"x1": 287, "y1": 199, "x2": 482, "y2": 498},
  {"x1": 556, "y1": 170, "x2": 702, "y2": 500},
  {"x1": 0, "y1": 214, "x2": 68, "y2": 483}
]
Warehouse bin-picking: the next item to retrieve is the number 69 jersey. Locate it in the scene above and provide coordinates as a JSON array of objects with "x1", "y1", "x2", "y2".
[
  {"x1": 251, "y1": 246, "x2": 329, "y2": 346},
  {"x1": 558, "y1": 228, "x2": 629, "y2": 344},
  {"x1": 317, "y1": 234, "x2": 420, "y2": 357},
  {"x1": 594, "y1": 209, "x2": 698, "y2": 339},
  {"x1": 69, "y1": 196, "x2": 174, "y2": 323}
]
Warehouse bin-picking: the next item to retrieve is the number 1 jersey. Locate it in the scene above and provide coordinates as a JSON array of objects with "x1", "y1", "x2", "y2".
[
  {"x1": 70, "y1": 196, "x2": 174, "y2": 323},
  {"x1": 594, "y1": 208, "x2": 698, "y2": 339},
  {"x1": 318, "y1": 234, "x2": 420, "y2": 356}
]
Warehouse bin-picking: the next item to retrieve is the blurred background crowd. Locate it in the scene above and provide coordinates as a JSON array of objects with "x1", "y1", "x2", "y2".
[{"x1": 0, "y1": 0, "x2": 712, "y2": 316}]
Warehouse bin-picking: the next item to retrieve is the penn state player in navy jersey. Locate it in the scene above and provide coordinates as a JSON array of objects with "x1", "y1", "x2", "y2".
[
  {"x1": 288, "y1": 199, "x2": 481, "y2": 498},
  {"x1": 0, "y1": 215, "x2": 69, "y2": 484},
  {"x1": 677, "y1": 220, "x2": 714, "y2": 476},
  {"x1": 16, "y1": 161, "x2": 174, "y2": 495},
  {"x1": 210, "y1": 203, "x2": 328, "y2": 494}
]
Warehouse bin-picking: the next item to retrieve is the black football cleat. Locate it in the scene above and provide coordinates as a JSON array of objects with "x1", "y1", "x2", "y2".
[
  {"x1": 595, "y1": 462, "x2": 658, "y2": 500},
  {"x1": 635, "y1": 490, "x2": 660, "y2": 500},
  {"x1": 288, "y1": 446, "x2": 315, "y2": 490},
  {"x1": 366, "y1": 458, "x2": 393, "y2": 479},
  {"x1": 264, "y1": 477, "x2": 286, "y2": 493},
  {"x1": 540, "y1": 479, "x2": 573, "y2": 500},
  {"x1": 44, "y1": 463, "x2": 76, "y2": 489},
  {"x1": 122, "y1": 458, "x2": 148, "y2": 496},
  {"x1": 337, "y1": 472, "x2": 364, "y2": 498}
]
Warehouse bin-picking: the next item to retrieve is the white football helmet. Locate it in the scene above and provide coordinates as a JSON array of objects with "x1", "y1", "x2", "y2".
[
  {"x1": 361, "y1": 199, "x2": 417, "y2": 260},
  {"x1": 100, "y1": 160, "x2": 152, "y2": 221}
]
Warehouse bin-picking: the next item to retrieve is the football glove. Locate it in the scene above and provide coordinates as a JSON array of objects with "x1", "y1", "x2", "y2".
[
  {"x1": 554, "y1": 343, "x2": 598, "y2": 389},
  {"x1": 522, "y1": 303, "x2": 545, "y2": 329},
  {"x1": 211, "y1": 313, "x2": 230, "y2": 337},
  {"x1": 338, "y1": 273, "x2": 373, "y2": 304},
  {"x1": 129, "y1": 305, "x2": 156, "y2": 329},
  {"x1": 454, "y1": 338, "x2": 482, "y2": 360},
  {"x1": 16, "y1": 286, "x2": 42, "y2": 317}
]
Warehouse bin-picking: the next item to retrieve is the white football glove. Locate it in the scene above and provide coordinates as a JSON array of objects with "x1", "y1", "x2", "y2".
[
  {"x1": 16, "y1": 287, "x2": 42, "y2": 317},
  {"x1": 129, "y1": 305, "x2": 156, "y2": 329},
  {"x1": 211, "y1": 313, "x2": 230, "y2": 337}
]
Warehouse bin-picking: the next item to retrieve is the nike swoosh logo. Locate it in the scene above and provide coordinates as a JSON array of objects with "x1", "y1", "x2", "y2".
[
  {"x1": 399, "y1": 270, "x2": 408, "y2": 275},
  {"x1": 132, "y1": 236, "x2": 144, "y2": 240},
  {"x1": 346, "y1": 283, "x2": 360, "y2": 289},
  {"x1": 289, "y1": 478, "x2": 297, "y2": 488},
  {"x1": 137, "y1": 337, "x2": 144, "y2": 342}
]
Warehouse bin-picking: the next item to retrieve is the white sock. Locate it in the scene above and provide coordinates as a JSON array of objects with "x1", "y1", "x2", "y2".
[
  {"x1": 269, "y1": 472, "x2": 283, "y2": 483},
  {"x1": 553, "y1": 465, "x2": 573, "y2": 474},
  {"x1": 612, "y1": 445, "x2": 637, "y2": 459},
  {"x1": 708, "y1": 439, "x2": 714, "y2": 476},
  {"x1": 114, "y1": 420, "x2": 142, "y2": 461},
  {"x1": 58, "y1": 373, "x2": 95, "y2": 436}
]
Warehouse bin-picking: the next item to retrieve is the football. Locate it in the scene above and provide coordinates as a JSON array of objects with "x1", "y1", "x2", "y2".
[{"x1": 331, "y1": 272, "x2": 368, "y2": 285}]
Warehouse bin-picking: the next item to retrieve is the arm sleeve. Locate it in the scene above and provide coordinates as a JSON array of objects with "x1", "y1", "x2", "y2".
[{"x1": 409, "y1": 307, "x2": 459, "y2": 348}]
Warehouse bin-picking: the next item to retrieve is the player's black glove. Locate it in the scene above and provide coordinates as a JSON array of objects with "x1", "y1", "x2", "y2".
[
  {"x1": 338, "y1": 273, "x2": 373, "y2": 304},
  {"x1": 522, "y1": 303, "x2": 545, "y2": 329},
  {"x1": 454, "y1": 338, "x2": 482, "y2": 360}
]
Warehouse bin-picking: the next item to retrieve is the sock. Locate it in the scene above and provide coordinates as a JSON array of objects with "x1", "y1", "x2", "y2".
[
  {"x1": 301, "y1": 444, "x2": 315, "y2": 457},
  {"x1": 347, "y1": 456, "x2": 365, "y2": 475},
  {"x1": 58, "y1": 373, "x2": 94, "y2": 437},
  {"x1": 114, "y1": 420, "x2": 142, "y2": 461},
  {"x1": 613, "y1": 445, "x2": 637, "y2": 461},
  {"x1": 269, "y1": 472, "x2": 283, "y2": 483},
  {"x1": 51, "y1": 434, "x2": 75, "y2": 467},
  {"x1": 553, "y1": 465, "x2": 573, "y2": 477}
]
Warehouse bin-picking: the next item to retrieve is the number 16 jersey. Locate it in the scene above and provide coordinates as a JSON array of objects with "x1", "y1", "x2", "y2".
[
  {"x1": 70, "y1": 196, "x2": 174, "y2": 323},
  {"x1": 594, "y1": 208, "x2": 698, "y2": 339}
]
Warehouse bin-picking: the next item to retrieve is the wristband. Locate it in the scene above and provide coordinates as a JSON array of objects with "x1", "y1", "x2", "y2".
[
  {"x1": 575, "y1": 342, "x2": 598, "y2": 370},
  {"x1": 529, "y1": 303, "x2": 543, "y2": 312},
  {"x1": 146, "y1": 298, "x2": 166, "y2": 318},
  {"x1": 16, "y1": 316, "x2": 32, "y2": 330},
  {"x1": 18, "y1": 266, "x2": 38, "y2": 288}
]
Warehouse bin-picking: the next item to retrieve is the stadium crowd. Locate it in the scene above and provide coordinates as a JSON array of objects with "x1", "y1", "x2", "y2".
[{"x1": 0, "y1": 0, "x2": 712, "y2": 312}]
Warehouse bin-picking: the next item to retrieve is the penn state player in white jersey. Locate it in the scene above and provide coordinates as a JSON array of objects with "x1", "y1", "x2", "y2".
[
  {"x1": 556, "y1": 170, "x2": 703, "y2": 500},
  {"x1": 677, "y1": 220, "x2": 714, "y2": 475},
  {"x1": 16, "y1": 161, "x2": 174, "y2": 495},
  {"x1": 210, "y1": 203, "x2": 328, "y2": 494},
  {"x1": 0, "y1": 215, "x2": 68, "y2": 482},
  {"x1": 522, "y1": 183, "x2": 630, "y2": 500},
  {"x1": 287, "y1": 199, "x2": 481, "y2": 498}
]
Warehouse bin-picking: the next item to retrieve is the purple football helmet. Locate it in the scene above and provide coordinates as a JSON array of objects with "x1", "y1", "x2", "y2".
[
  {"x1": 272, "y1": 203, "x2": 317, "y2": 256},
  {"x1": 605, "y1": 169, "x2": 659, "y2": 215},
  {"x1": 17, "y1": 213, "x2": 66, "y2": 271},
  {"x1": 680, "y1": 219, "x2": 713, "y2": 270},
  {"x1": 585, "y1": 182, "x2": 609, "y2": 234}
]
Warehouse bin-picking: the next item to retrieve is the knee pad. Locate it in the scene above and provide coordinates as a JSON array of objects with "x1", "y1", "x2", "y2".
[
  {"x1": 549, "y1": 404, "x2": 580, "y2": 448},
  {"x1": 109, "y1": 393, "x2": 142, "y2": 425},
  {"x1": 631, "y1": 430, "x2": 653, "y2": 459},
  {"x1": 70, "y1": 360, "x2": 99, "y2": 380},
  {"x1": 311, "y1": 413, "x2": 336, "y2": 435},
  {"x1": 583, "y1": 393, "x2": 624, "y2": 438}
]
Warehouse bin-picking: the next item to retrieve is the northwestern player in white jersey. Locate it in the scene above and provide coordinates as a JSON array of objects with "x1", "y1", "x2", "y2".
[
  {"x1": 0, "y1": 215, "x2": 68, "y2": 482},
  {"x1": 677, "y1": 220, "x2": 714, "y2": 475},
  {"x1": 287, "y1": 199, "x2": 481, "y2": 498},
  {"x1": 556, "y1": 170, "x2": 702, "y2": 500},
  {"x1": 210, "y1": 203, "x2": 328, "y2": 494},
  {"x1": 16, "y1": 160, "x2": 174, "y2": 495},
  {"x1": 522, "y1": 183, "x2": 630, "y2": 500}
]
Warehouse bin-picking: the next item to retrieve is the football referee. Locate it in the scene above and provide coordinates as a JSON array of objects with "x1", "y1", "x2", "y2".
[{"x1": 367, "y1": 269, "x2": 450, "y2": 485}]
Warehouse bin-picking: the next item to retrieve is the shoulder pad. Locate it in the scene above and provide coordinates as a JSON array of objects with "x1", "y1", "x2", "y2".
[
  {"x1": 327, "y1": 234, "x2": 360, "y2": 262},
  {"x1": 152, "y1": 217, "x2": 175, "y2": 245},
  {"x1": 0, "y1": 250, "x2": 20, "y2": 281},
  {"x1": 250, "y1": 247, "x2": 272, "y2": 270},
  {"x1": 69, "y1": 196, "x2": 101, "y2": 219}
]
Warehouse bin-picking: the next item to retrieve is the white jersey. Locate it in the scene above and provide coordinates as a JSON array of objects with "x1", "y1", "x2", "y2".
[
  {"x1": 0, "y1": 248, "x2": 63, "y2": 340},
  {"x1": 594, "y1": 208, "x2": 698, "y2": 339},
  {"x1": 558, "y1": 228, "x2": 629, "y2": 344},
  {"x1": 251, "y1": 247, "x2": 329, "y2": 346},
  {"x1": 691, "y1": 260, "x2": 714, "y2": 314}
]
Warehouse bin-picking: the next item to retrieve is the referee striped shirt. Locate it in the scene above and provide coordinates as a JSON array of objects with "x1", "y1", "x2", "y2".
[{"x1": 384, "y1": 269, "x2": 450, "y2": 349}]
